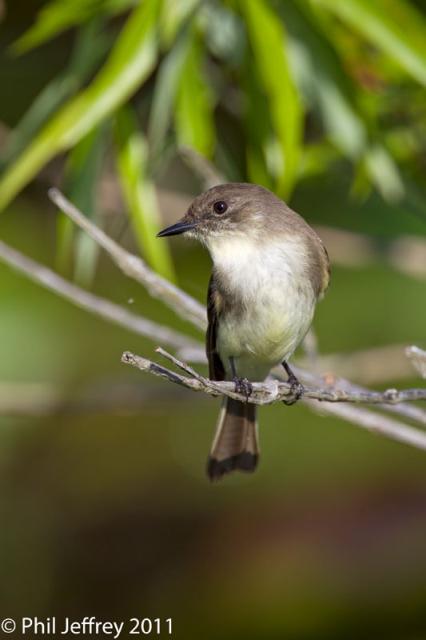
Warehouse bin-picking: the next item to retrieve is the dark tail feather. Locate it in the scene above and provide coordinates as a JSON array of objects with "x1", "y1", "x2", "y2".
[{"x1": 207, "y1": 397, "x2": 259, "y2": 481}]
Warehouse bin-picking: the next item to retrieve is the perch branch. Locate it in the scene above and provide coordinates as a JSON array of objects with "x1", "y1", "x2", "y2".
[
  {"x1": 150, "y1": 347, "x2": 426, "y2": 427},
  {"x1": 48, "y1": 188, "x2": 207, "y2": 330},
  {"x1": 121, "y1": 350, "x2": 426, "y2": 451},
  {"x1": 156, "y1": 347, "x2": 426, "y2": 430},
  {"x1": 0, "y1": 240, "x2": 199, "y2": 352},
  {"x1": 122, "y1": 350, "x2": 426, "y2": 405}
]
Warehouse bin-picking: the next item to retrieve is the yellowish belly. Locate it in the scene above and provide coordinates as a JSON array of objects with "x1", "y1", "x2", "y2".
[{"x1": 217, "y1": 292, "x2": 314, "y2": 380}]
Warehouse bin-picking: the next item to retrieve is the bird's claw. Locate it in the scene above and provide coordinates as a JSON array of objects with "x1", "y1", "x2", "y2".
[
  {"x1": 233, "y1": 376, "x2": 253, "y2": 401},
  {"x1": 283, "y1": 374, "x2": 304, "y2": 406}
]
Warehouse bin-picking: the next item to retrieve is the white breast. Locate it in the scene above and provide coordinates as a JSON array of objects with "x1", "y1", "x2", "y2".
[{"x1": 208, "y1": 235, "x2": 316, "y2": 379}]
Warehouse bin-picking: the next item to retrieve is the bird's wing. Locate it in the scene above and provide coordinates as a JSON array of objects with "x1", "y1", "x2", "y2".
[{"x1": 206, "y1": 275, "x2": 225, "y2": 381}]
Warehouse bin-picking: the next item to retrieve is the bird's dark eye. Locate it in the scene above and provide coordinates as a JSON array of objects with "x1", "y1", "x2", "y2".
[{"x1": 213, "y1": 200, "x2": 228, "y2": 214}]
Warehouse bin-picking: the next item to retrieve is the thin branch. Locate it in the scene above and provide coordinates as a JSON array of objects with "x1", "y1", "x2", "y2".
[
  {"x1": 156, "y1": 347, "x2": 426, "y2": 425},
  {"x1": 154, "y1": 346, "x2": 426, "y2": 427},
  {"x1": 122, "y1": 350, "x2": 426, "y2": 405},
  {"x1": 156, "y1": 346, "x2": 217, "y2": 385},
  {"x1": 0, "y1": 382, "x2": 179, "y2": 417},
  {"x1": 121, "y1": 350, "x2": 426, "y2": 451},
  {"x1": 317, "y1": 225, "x2": 426, "y2": 280},
  {"x1": 383, "y1": 401, "x2": 426, "y2": 427},
  {"x1": 0, "y1": 382, "x2": 63, "y2": 417},
  {"x1": 48, "y1": 188, "x2": 207, "y2": 331},
  {"x1": 291, "y1": 366, "x2": 426, "y2": 427},
  {"x1": 0, "y1": 240, "x2": 199, "y2": 352},
  {"x1": 297, "y1": 343, "x2": 417, "y2": 385},
  {"x1": 122, "y1": 351, "x2": 249, "y2": 402},
  {"x1": 301, "y1": 328, "x2": 319, "y2": 367},
  {"x1": 303, "y1": 400, "x2": 426, "y2": 452}
]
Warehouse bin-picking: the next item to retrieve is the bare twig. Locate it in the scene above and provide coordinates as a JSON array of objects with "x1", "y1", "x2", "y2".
[
  {"x1": 301, "y1": 329, "x2": 319, "y2": 367},
  {"x1": 0, "y1": 240, "x2": 199, "y2": 352},
  {"x1": 0, "y1": 382, "x2": 64, "y2": 417},
  {"x1": 156, "y1": 346, "x2": 216, "y2": 385},
  {"x1": 155, "y1": 347, "x2": 239, "y2": 397},
  {"x1": 0, "y1": 382, "x2": 181, "y2": 417},
  {"x1": 303, "y1": 400, "x2": 426, "y2": 451},
  {"x1": 383, "y1": 401, "x2": 426, "y2": 426},
  {"x1": 48, "y1": 188, "x2": 207, "y2": 330},
  {"x1": 122, "y1": 350, "x2": 281, "y2": 403},
  {"x1": 297, "y1": 343, "x2": 418, "y2": 385},
  {"x1": 317, "y1": 226, "x2": 426, "y2": 280},
  {"x1": 291, "y1": 366, "x2": 426, "y2": 427},
  {"x1": 121, "y1": 350, "x2": 426, "y2": 451},
  {"x1": 122, "y1": 351, "x2": 426, "y2": 405},
  {"x1": 153, "y1": 347, "x2": 426, "y2": 427}
]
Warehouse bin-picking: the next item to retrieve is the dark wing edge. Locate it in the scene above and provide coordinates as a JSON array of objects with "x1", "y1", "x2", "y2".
[
  {"x1": 320, "y1": 243, "x2": 331, "y2": 297},
  {"x1": 206, "y1": 275, "x2": 225, "y2": 381}
]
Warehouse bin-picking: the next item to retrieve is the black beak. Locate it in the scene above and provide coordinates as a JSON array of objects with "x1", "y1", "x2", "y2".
[{"x1": 157, "y1": 221, "x2": 197, "y2": 237}]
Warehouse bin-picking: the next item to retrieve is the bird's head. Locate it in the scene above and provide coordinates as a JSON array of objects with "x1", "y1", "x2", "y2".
[{"x1": 157, "y1": 183, "x2": 282, "y2": 246}]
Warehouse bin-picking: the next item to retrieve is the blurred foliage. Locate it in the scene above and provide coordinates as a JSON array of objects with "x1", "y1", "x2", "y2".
[{"x1": 1, "y1": 0, "x2": 426, "y2": 280}]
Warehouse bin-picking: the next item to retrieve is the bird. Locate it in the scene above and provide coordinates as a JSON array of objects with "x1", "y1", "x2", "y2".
[{"x1": 157, "y1": 183, "x2": 330, "y2": 480}]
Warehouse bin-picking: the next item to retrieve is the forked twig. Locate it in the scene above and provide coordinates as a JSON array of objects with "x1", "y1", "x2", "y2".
[{"x1": 122, "y1": 349, "x2": 426, "y2": 451}]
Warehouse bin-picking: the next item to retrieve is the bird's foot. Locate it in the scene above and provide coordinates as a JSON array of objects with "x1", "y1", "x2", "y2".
[
  {"x1": 282, "y1": 362, "x2": 304, "y2": 405},
  {"x1": 233, "y1": 376, "x2": 253, "y2": 401},
  {"x1": 283, "y1": 374, "x2": 304, "y2": 406}
]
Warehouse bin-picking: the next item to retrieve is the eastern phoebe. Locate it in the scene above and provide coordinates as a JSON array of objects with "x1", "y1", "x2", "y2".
[{"x1": 158, "y1": 183, "x2": 330, "y2": 480}]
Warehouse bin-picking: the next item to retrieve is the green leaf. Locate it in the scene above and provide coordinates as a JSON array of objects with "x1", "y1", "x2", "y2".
[
  {"x1": 159, "y1": 0, "x2": 200, "y2": 48},
  {"x1": 13, "y1": 0, "x2": 137, "y2": 54},
  {"x1": 57, "y1": 124, "x2": 108, "y2": 285},
  {"x1": 316, "y1": 0, "x2": 426, "y2": 86},
  {"x1": 148, "y1": 31, "x2": 191, "y2": 161},
  {"x1": 364, "y1": 143, "x2": 405, "y2": 202},
  {"x1": 66, "y1": 13, "x2": 112, "y2": 77},
  {"x1": 174, "y1": 30, "x2": 215, "y2": 158},
  {"x1": 0, "y1": 76, "x2": 75, "y2": 169},
  {"x1": 115, "y1": 107, "x2": 175, "y2": 282},
  {"x1": 201, "y1": 2, "x2": 245, "y2": 66},
  {"x1": 282, "y1": 2, "x2": 407, "y2": 202},
  {"x1": 0, "y1": 0, "x2": 161, "y2": 212},
  {"x1": 278, "y1": 1, "x2": 367, "y2": 160},
  {"x1": 243, "y1": 59, "x2": 275, "y2": 190},
  {"x1": 299, "y1": 143, "x2": 339, "y2": 180},
  {"x1": 241, "y1": 0, "x2": 303, "y2": 198},
  {"x1": 1, "y1": 19, "x2": 109, "y2": 168}
]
